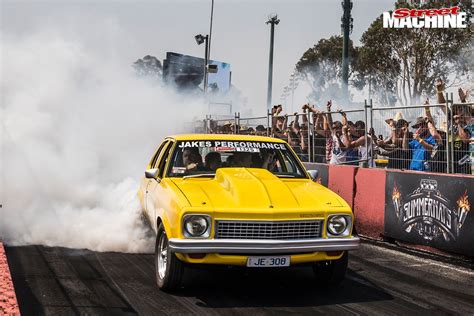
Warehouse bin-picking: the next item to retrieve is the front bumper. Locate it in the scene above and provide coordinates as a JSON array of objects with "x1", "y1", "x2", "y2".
[{"x1": 168, "y1": 237, "x2": 360, "y2": 254}]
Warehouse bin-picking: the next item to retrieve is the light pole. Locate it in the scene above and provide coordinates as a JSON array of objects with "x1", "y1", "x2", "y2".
[
  {"x1": 195, "y1": 34, "x2": 209, "y2": 94},
  {"x1": 341, "y1": 0, "x2": 353, "y2": 99},
  {"x1": 208, "y1": 0, "x2": 214, "y2": 61},
  {"x1": 195, "y1": 0, "x2": 215, "y2": 95},
  {"x1": 266, "y1": 14, "x2": 280, "y2": 111},
  {"x1": 289, "y1": 71, "x2": 299, "y2": 113}
]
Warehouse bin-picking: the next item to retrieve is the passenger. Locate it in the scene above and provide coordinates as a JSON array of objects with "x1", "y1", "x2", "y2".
[
  {"x1": 182, "y1": 148, "x2": 203, "y2": 171},
  {"x1": 204, "y1": 152, "x2": 222, "y2": 171},
  {"x1": 231, "y1": 152, "x2": 253, "y2": 167},
  {"x1": 262, "y1": 151, "x2": 277, "y2": 171},
  {"x1": 251, "y1": 153, "x2": 264, "y2": 168}
]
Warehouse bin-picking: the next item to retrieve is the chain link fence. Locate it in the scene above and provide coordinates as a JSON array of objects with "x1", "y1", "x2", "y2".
[{"x1": 195, "y1": 99, "x2": 473, "y2": 175}]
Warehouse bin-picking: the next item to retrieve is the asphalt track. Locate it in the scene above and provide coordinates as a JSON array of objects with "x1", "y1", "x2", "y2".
[{"x1": 5, "y1": 242, "x2": 474, "y2": 315}]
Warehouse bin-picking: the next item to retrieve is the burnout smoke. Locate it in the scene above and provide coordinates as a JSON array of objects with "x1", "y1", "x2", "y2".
[{"x1": 0, "y1": 30, "x2": 206, "y2": 253}]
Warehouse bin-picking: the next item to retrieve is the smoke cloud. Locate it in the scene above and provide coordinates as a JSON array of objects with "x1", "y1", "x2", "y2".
[{"x1": 0, "y1": 28, "x2": 206, "y2": 253}]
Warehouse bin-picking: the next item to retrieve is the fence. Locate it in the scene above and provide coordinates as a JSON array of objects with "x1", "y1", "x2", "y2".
[{"x1": 198, "y1": 97, "x2": 473, "y2": 175}]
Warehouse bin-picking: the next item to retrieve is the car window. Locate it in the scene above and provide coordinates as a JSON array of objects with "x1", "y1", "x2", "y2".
[
  {"x1": 153, "y1": 141, "x2": 171, "y2": 169},
  {"x1": 149, "y1": 141, "x2": 168, "y2": 169},
  {"x1": 167, "y1": 140, "x2": 307, "y2": 179},
  {"x1": 157, "y1": 141, "x2": 174, "y2": 178}
]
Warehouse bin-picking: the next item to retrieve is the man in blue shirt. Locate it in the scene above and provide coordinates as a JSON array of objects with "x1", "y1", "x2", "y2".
[{"x1": 404, "y1": 117, "x2": 437, "y2": 171}]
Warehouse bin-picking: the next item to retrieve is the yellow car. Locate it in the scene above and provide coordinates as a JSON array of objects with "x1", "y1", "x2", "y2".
[{"x1": 138, "y1": 134, "x2": 359, "y2": 290}]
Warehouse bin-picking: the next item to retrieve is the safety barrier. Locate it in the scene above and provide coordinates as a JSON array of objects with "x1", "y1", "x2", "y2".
[{"x1": 304, "y1": 163, "x2": 474, "y2": 257}]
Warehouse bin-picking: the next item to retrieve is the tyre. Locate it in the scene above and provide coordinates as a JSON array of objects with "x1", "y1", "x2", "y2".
[
  {"x1": 155, "y1": 223, "x2": 184, "y2": 291},
  {"x1": 312, "y1": 251, "x2": 348, "y2": 287}
]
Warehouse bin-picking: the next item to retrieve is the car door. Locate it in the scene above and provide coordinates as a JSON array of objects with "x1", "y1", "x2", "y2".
[
  {"x1": 140, "y1": 140, "x2": 169, "y2": 219},
  {"x1": 146, "y1": 140, "x2": 174, "y2": 232}
]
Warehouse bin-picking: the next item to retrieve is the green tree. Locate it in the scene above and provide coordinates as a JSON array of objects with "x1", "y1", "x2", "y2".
[
  {"x1": 356, "y1": 0, "x2": 473, "y2": 106},
  {"x1": 295, "y1": 36, "x2": 358, "y2": 104}
]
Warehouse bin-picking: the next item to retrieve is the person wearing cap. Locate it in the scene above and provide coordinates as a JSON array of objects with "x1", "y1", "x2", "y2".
[
  {"x1": 403, "y1": 117, "x2": 437, "y2": 171},
  {"x1": 382, "y1": 119, "x2": 412, "y2": 170}
]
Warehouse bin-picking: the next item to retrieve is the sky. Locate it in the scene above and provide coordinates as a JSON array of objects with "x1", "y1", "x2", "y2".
[{"x1": 1, "y1": 0, "x2": 395, "y2": 114}]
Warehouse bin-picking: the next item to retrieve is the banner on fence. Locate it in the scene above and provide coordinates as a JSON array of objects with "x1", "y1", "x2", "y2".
[{"x1": 385, "y1": 171, "x2": 473, "y2": 256}]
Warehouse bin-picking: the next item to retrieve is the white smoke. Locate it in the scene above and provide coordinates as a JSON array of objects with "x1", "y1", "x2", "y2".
[{"x1": 0, "y1": 28, "x2": 206, "y2": 253}]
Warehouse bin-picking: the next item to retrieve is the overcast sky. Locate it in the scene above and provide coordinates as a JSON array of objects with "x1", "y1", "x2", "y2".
[{"x1": 1, "y1": 0, "x2": 395, "y2": 112}]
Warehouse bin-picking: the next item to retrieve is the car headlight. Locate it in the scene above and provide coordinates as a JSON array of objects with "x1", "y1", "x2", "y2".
[
  {"x1": 327, "y1": 215, "x2": 352, "y2": 237},
  {"x1": 183, "y1": 214, "x2": 211, "y2": 238}
]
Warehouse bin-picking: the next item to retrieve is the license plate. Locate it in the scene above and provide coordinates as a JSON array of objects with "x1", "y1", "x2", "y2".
[{"x1": 246, "y1": 256, "x2": 290, "y2": 267}]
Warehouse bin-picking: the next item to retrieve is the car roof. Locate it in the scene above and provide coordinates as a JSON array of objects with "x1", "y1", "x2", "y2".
[{"x1": 167, "y1": 133, "x2": 286, "y2": 143}]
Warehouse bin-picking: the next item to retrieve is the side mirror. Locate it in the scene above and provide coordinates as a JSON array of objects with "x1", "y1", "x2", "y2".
[
  {"x1": 145, "y1": 168, "x2": 159, "y2": 180},
  {"x1": 307, "y1": 169, "x2": 319, "y2": 181}
]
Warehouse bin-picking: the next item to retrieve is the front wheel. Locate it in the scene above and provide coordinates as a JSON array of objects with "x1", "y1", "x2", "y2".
[
  {"x1": 312, "y1": 251, "x2": 348, "y2": 287},
  {"x1": 155, "y1": 223, "x2": 184, "y2": 291}
]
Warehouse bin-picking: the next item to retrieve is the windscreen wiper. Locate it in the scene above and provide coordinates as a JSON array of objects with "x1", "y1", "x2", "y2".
[{"x1": 183, "y1": 173, "x2": 216, "y2": 179}]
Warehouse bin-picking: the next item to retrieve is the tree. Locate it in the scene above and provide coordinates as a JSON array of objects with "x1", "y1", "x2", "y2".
[
  {"x1": 295, "y1": 36, "x2": 358, "y2": 104},
  {"x1": 133, "y1": 55, "x2": 163, "y2": 81},
  {"x1": 356, "y1": 0, "x2": 473, "y2": 106}
]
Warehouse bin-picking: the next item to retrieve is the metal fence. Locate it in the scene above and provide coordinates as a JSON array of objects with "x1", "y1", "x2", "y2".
[{"x1": 197, "y1": 97, "x2": 473, "y2": 175}]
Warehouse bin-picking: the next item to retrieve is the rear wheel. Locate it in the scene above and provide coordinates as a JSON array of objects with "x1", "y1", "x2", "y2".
[
  {"x1": 155, "y1": 223, "x2": 184, "y2": 291},
  {"x1": 312, "y1": 251, "x2": 348, "y2": 287}
]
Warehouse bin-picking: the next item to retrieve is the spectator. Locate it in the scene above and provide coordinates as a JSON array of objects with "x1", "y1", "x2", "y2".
[
  {"x1": 340, "y1": 111, "x2": 359, "y2": 165},
  {"x1": 308, "y1": 106, "x2": 328, "y2": 163},
  {"x1": 423, "y1": 100, "x2": 447, "y2": 173},
  {"x1": 342, "y1": 120, "x2": 375, "y2": 167},
  {"x1": 255, "y1": 125, "x2": 267, "y2": 136},
  {"x1": 285, "y1": 111, "x2": 306, "y2": 160},
  {"x1": 403, "y1": 117, "x2": 437, "y2": 171},
  {"x1": 271, "y1": 105, "x2": 288, "y2": 141},
  {"x1": 452, "y1": 110, "x2": 471, "y2": 174},
  {"x1": 325, "y1": 101, "x2": 347, "y2": 165},
  {"x1": 378, "y1": 117, "x2": 412, "y2": 170}
]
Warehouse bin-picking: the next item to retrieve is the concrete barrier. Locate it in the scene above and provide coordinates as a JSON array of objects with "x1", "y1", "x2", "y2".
[
  {"x1": 328, "y1": 165, "x2": 356, "y2": 209},
  {"x1": 305, "y1": 161, "x2": 474, "y2": 257},
  {"x1": 353, "y1": 168, "x2": 386, "y2": 239},
  {"x1": 0, "y1": 242, "x2": 20, "y2": 315}
]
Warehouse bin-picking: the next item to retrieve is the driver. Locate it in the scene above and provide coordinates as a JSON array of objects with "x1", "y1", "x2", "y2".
[{"x1": 182, "y1": 148, "x2": 204, "y2": 171}]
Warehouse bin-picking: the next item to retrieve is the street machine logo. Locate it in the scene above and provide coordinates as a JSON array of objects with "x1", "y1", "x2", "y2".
[
  {"x1": 383, "y1": 6, "x2": 468, "y2": 28},
  {"x1": 391, "y1": 179, "x2": 470, "y2": 242}
]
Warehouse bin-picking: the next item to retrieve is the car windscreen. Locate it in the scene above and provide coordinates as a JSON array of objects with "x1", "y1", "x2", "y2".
[{"x1": 167, "y1": 140, "x2": 307, "y2": 178}]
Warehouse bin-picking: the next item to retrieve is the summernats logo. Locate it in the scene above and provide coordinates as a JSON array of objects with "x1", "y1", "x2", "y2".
[
  {"x1": 392, "y1": 179, "x2": 470, "y2": 242},
  {"x1": 383, "y1": 7, "x2": 468, "y2": 28}
]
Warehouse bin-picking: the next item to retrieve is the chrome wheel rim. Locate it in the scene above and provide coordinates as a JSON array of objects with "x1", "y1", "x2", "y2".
[{"x1": 157, "y1": 232, "x2": 168, "y2": 279}]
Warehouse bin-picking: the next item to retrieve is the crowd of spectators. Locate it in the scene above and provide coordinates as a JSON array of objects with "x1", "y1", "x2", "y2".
[{"x1": 206, "y1": 80, "x2": 473, "y2": 175}]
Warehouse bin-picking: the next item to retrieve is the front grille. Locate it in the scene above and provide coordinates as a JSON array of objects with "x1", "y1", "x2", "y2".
[{"x1": 215, "y1": 220, "x2": 323, "y2": 240}]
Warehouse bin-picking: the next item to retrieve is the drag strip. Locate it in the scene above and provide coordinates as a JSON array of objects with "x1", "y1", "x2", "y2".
[{"x1": 5, "y1": 242, "x2": 474, "y2": 315}]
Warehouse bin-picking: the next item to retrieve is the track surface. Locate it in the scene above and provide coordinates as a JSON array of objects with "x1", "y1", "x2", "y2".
[{"x1": 5, "y1": 242, "x2": 474, "y2": 315}]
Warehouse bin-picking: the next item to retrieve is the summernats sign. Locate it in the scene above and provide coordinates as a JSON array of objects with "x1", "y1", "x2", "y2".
[
  {"x1": 385, "y1": 171, "x2": 473, "y2": 256},
  {"x1": 383, "y1": 6, "x2": 468, "y2": 28}
]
